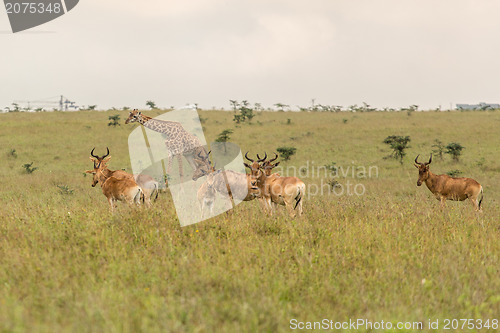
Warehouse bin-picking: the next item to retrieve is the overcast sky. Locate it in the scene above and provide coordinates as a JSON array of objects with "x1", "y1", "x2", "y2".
[{"x1": 1, "y1": 0, "x2": 500, "y2": 110}]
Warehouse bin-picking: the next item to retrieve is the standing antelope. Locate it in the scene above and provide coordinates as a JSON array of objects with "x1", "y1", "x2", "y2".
[
  {"x1": 90, "y1": 148, "x2": 159, "y2": 206},
  {"x1": 196, "y1": 164, "x2": 220, "y2": 219},
  {"x1": 245, "y1": 152, "x2": 305, "y2": 217},
  {"x1": 86, "y1": 150, "x2": 144, "y2": 212},
  {"x1": 414, "y1": 154, "x2": 483, "y2": 211}
]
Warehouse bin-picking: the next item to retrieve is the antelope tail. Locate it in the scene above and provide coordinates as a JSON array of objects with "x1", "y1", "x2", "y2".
[
  {"x1": 138, "y1": 188, "x2": 145, "y2": 204},
  {"x1": 478, "y1": 186, "x2": 484, "y2": 209},
  {"x1": 153, "y1": 183, "x2": 159, "y2": 202},
  {"x1": 294, "y1": 187, "x2": 303, "y2": 210}
]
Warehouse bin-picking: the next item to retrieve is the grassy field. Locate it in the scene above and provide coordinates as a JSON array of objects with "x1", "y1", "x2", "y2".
[{"x1": 0, "y1": 109, "x2": 499, "y2": 332}]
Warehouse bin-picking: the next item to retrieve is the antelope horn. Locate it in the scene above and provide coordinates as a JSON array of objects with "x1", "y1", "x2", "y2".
[
  {"x1": 414, "y1": 154, "x2": 421, "y2": 165},
  {"x1": 91, "y1": 148, "x2": 99, "y2": 159},
  {"x1": 102, "y1": 147, "x2": 110, "y2": 159},
  {"x1": 269, "y1": 152, "x2": 279, "y2": 163},
  {"x1": 244, "y1": 152, "x2": 254, "y2": 162},
  {"x1": 256, "y1": 152, "x2": 267, "y2": 162},
  {"x1": 426, "y1": 154, "x2": 432, "y2": 165}
]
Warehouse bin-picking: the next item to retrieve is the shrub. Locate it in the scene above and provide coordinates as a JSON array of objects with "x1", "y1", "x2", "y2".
[
  {"x1": 22, "y1": 162, "x2": 38, "y2": 174},
  {"x1": 432, "y1": 139, "x2": 445, "y2": 160},
  {"x1": 276, "y1": 147, "x2": 297, "y2": 161},
  {"x1": 446, "y1": 169, "x2": 463, "y2": 177},
  {"x1": 445, "y1": 142, "x2": 465, "y2": 161},
  {"x1": 108, "y1": 114, "x2": 121, "y2": 127},
  {"x1": 383, "y1": 135, "x2": 411, "y2": 164}
]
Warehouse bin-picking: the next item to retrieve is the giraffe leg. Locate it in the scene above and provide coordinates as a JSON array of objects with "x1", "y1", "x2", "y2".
[
  {"x1": 177, "y1": 154, "x2": 184, "y2": 185},
  {"x1": 165, "y1": 155, "x2": 173, "y2": 187}
]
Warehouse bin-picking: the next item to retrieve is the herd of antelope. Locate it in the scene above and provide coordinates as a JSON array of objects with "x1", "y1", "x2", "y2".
[{"x1": 85, "y1": 110, "x2": 484, "y2": 216}]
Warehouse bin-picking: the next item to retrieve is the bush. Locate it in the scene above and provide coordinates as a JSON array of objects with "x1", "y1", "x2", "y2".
[
  {"x1": 383, "y1": 135, "x2": 411, "y2": 164},
  {"x1": 108, "y1": 114, "x2": 121, "y2": 127},
  {"x1": 445, "y1": 142, "x2": 465, "y2": 161},
  {"x1": 276, "y1": 147, "x2": 297, "y2": 161},
  {"x1": 22, "y1": 162, "x2": 38, "y2": 174},
  {"x1": 446, "y1": 169, "x2": 463, "y2": 177},
  {"x1": 432, "y1": 139, "x2": 445, "y2": 160}
]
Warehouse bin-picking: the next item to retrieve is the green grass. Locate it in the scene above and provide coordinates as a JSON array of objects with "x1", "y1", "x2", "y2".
[{"x1": 0, "y1": 109, "x2": 499, "y2": 332}]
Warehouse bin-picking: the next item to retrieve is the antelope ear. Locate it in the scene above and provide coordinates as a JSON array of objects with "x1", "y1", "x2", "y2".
[
  {"x1": 414, "y1": 164, "x2": 420, "y2": 168},
  {"x1": 194, "y1": 158, "x2": 203, "y2": 164},
  {"x1": 244, "y1": 163, "x2": 251, "y2": 168},
  {"x1": 103, "y1": 156, "x2": 112, "y2": 163},
  {"x1": 89, "y1": 157, "x2": 97, "y2": 162},
  {"x1": 85, "y1": 170, "x2": 94, "y2": 174},
  {"x1": 273, "y1": 161, "x2": 280, "y2": 167},
  {"x1": 138, "y1": 112, "x2": 142, "y2": 115}
]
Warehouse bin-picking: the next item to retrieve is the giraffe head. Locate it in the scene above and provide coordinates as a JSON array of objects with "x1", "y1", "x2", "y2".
[{"x1": 125, "y1": 109, "x2": 142, "y2": 124}]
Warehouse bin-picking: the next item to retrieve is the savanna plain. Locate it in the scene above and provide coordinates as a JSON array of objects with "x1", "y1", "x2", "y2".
[{"x1": 0, "y1": 109, "x2": 499, "y2": 332}]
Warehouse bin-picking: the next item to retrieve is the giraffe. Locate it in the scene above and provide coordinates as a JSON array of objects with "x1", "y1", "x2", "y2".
[{"x1": 125, "y1": 109, "x2": 210, "y2": 183}]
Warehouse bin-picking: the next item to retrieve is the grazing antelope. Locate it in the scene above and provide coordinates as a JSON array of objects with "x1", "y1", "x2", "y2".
[
  {"x1": 414, "y1": 154, "x2": 483, "y2": 211},
  {"x1": 245, "y1": 152, "x2": 305, "y2": 217},
  {"x1": 90, "y1": 148, "x2": 158, "y2": 206},
  {"x1": 86, "y1": 151, "x2": 143, "y2": 212}
]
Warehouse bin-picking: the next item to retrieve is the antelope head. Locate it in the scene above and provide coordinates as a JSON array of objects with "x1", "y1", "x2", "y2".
[
  {"x1": 86, "y1": 148, "x2": 111, "y2": 187},
  {"x1": 192, "y1": 150, "x2": 212, "y2": 181},
  {"x1": 261, "y1": 152, "x2": 280, "y2": 176},
  {"x1": 414, "y1": 154, "x2": 432, "y2": 186}
]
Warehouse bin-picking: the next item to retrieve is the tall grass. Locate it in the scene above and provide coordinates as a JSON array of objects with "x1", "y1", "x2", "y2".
[{"x1": 0, "y1": 109, "x2": 498, "y2": 332}]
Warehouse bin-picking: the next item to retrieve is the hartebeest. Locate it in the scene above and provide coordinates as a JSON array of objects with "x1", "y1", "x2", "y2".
[
  {"x1": 414, "y1": 154, "x2": 483, "y2": 211},
  {"x1": 86, "y1": 150, "x2": 144, "y2": 212},
  {"x1": 90, "y1": 148, "x2": 158, "y2": 206},
  {"x1": 245, "y1": 152, "x2": 305, "y2": 217}
]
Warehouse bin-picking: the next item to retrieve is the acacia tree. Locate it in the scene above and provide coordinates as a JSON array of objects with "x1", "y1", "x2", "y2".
[
  {"x1": 383, "y1": 135, "x2": 411, "y2": 164},
  {"x1": 146, "y1": 100, "x2": 157, "y2": 109},
  {"x1": 432, "y1": 139, "x2": 445, "y2": 160},
  {"x1": 274, "y1": 103, "x2": 289, "y2": 112},
  {"x1": 445, "y1": 142, "x2": 465, "y2": 161}
]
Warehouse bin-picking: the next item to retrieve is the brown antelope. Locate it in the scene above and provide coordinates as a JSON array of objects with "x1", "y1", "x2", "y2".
[
  {"x1": 245, "y1": 152, "x2": 305, "y2": 217},
  {"x1": 86, "y1": 150, "x2": 144, "y2": 212},
  {"x1": 414, "y1": 154, "x2": 483, "y2": 211},
  {"x1": 90, "y1": 148, "x2": 158, "y2": 206}
]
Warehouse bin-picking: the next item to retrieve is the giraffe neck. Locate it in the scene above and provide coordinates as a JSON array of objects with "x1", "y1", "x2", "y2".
[{"x1": 138, "y1": 115, "x2": 178, "y2": 134}]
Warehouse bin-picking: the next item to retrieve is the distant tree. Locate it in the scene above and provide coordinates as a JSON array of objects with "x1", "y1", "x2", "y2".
[
  {"x1": 229, "y1": 100, "x2": 239, "y2": 111},
  {"x1": 34, "y1": 107, "x2": 43, "y2": 112},
  {"x1": 233, "y1": 114, "x2": 244, "y2": 124},
  {"x1": 276, "y1": 146, "x2": 297, "y2": 161},
  {"x1": 108, "y1": 114, "x2": 121, "y2": 127},
  {"x1": 383, "y1": 135, "x2": 411, "y2": 164},
  {"x1": 146, "y1": 100, "x2": 157, "y2": 109},
  {"x1": 274, "y1": 103, "x2": 289, "y2": 112},
  {"x1": 122, "y1": 106, "x2": 130, "y2": 111},
  {"x1": 11, "y1": 103, "x2": 20, "y2": 112},
  {"x1": 87, "y1": 105, "x2": 97, "y2": 110},
  {"x1": 215, "y1": 129, "x2": 233, "y2": 153},
  {"x1": 432, "y1": 139, "x2": 445, "y2": 160},
  {"x1": 445, "y1": 142, "x2": 465, "y2": 161},
  {"x1": 239, "y1": 100, "x2": 254, "y2": 121}
]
